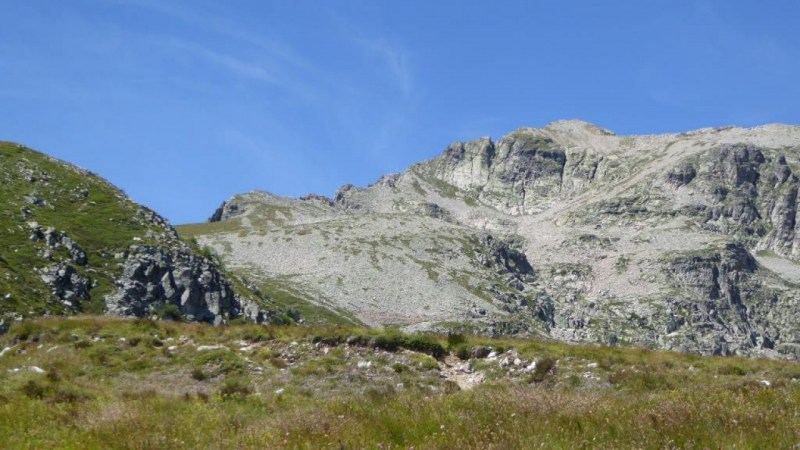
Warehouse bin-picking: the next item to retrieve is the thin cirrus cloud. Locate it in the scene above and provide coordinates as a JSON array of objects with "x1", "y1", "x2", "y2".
[{"x1": 352, "y1": 37, "x2": 413, "y2": 97}]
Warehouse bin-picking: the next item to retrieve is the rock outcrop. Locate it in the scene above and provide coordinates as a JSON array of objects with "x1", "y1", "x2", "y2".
[
  {"x1": 0, "y1": 141, "x2": 273, "y2": 326},
  {"x1": 108, "y1": 245, "x2": 232, "y2": 323}
]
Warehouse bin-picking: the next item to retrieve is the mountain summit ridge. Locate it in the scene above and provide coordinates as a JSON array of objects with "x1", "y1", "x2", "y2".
[{"x1": 182, "y1": 121, "x2": 800, "y2": 359}]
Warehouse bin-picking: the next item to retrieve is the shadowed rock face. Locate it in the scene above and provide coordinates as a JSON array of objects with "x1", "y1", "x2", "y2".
[
  {"x1": 666, "y1": 163, "x2": 697, "y2": 187},
  {"x1": 107, "y1": 246, "x2": 234, "y2": 323}
]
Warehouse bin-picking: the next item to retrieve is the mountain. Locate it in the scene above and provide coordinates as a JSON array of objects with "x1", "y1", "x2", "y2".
[
  {"x1": 0, "y1": 142, "x2": 283, "y2": 330},
  {"x1": 180, "y1": 120, "x2": 800, "y2": 359}
]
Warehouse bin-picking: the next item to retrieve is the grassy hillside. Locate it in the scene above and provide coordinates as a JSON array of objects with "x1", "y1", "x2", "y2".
[
  {"x1": 1, "y1": 317, "x2": 800, "y2": 448},
  {"x1": 0, "y1": 142, "x2": 164, "y2": 316}
]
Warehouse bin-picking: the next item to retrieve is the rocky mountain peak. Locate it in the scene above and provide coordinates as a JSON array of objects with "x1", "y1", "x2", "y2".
[{"x1": 180, "y1": 121, "x2": 800, "y2": 359}]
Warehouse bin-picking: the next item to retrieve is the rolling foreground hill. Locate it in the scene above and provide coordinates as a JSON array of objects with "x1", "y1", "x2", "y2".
[
  {"x1": 0, "y1": 142, "x2": 281, "y2": 329},
  {"x1": 181, "y1": 120, "x2": 800, "y2": 359}
]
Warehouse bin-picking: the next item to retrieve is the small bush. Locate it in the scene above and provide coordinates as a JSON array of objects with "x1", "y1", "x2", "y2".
[
  {"x1": 365, "y1": 384, "x2": 396, "y2": 402},
  {"x1": 51, "y1": 386, "x2": 93, "y2": 403},
  {"x1": 391, "y1": 363, "x2": 408, "y2": 374},
  {"x1": 20, "y1": 379, "x2": 47, "y2": 399},
  {"x1": 529, "y1": 357, "x2": 557, "y2": 383},
  {"x1": 402, "y1": 335, "x2": 446, "y2": 359},
  {"x1": 269, "y1": 357, "x2": 287, "y2": 368},
  {"x1": 73, "y1": 340, "x2": 92, "y2": 349},
  {"x1": 158, "y1": 304, "x2": 182, "y2": 322},
  {"x1": 454, "y1": 345, "x2": 471, "y2": 361},
  {"x1": 718, "y1": 365, "x2": 748, "y2": 376},
  {"x1": 413, "y1": 355, "x2": 439, "y2": 371},
  {"x1": 373, "y1": 334, "x2": 403, "y2": 352},
  {"x1": 470, "y1": 346, "x2": 491, "y2": 359},
  {"x1": 609, "y1": 367, "x2": 672, "y2": 391},
  {"x1": 443, "y1": 380, "x2": 461, "y2": 394},
  {"x1": 218, "y1": 377, "x2": 253, "y2": 399},
  {"x1": 13, "y1": 321, "x2": 39, "y2": 341},
  {"x1": 46, "y1": 368, "x2": 63, "y2": 383},
  {"x1": 191, "y1": 367, "x2": 208, "y2": 381},
  {"x1": 447, "y1": 333, "x2": 467, "y2": 349}
]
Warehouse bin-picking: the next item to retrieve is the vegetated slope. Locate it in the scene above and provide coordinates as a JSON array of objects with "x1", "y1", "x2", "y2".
[
  {"x1": 0, "y1": 142, "x2": 280, "y2": 328},
  {"x1": 2, "y1": 316, "x2": 800, "y2": 449},
  {"x1": 183, "y1": 121, "x2": 800, "y2": 359}
]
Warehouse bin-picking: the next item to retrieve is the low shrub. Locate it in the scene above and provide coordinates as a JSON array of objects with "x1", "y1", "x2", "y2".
[
  {"x1": 191, "y1": 367, "x2": 208, "y2": 381},
  {"x1": 529, "y1": 357, "x2": 557, "y2": 383},
  {"x1": 158, "y1": 304, "x2": 182, "y2": 322},
  {"x1": 20, "y1": 379, "x2": 47, "y2": 399},
  {"x1": 218, "y1": 377, "x2": 253, "y2": 399},
  {"x1": 447, "y1": 333, "x2": 467, "y2": 349},
  {"x1": 454, "y1": 345, "x2": 470, "y2": 361}
]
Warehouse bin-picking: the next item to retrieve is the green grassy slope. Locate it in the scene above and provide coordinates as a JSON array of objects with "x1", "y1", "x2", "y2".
[
  {"x1": 0, "y1": 142, "x2": 281, "y2": 324},
  {"x1": 0, "y1": 142, "x2": 166, "y2": 316},
  {"x1": 1, "y1": 317, "x2": 800, "y2": 449}
]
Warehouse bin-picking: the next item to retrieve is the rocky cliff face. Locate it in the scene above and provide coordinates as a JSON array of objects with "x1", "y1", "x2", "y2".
[
  {"x1": 0, "y1": 142, "x2": 272, "y2": 325},
  {"x1": 182, "y1": 121, "x2": 800, "y2": 359}
]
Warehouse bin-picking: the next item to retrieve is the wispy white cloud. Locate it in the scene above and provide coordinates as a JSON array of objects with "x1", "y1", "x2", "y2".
[
  {"x1": 353, "y1": 37, "x2": 413, "y2": 97},
  {"x1": 108, "y1": 0, "x2": 314, "y2": 73},
  {"x1": 161, "y1": 38, "x2": 277, "y2": 84},
  {"x1": 324, "y1": 8, "x2": 414, "y2": 98}
]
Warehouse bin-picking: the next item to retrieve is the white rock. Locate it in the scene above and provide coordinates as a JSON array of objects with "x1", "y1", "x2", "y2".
[
  {"x1": 486, "y1": 351, "x2": 498, "y2": 360},
  {"x1": 357, "y1": 360, "x2": 372, "y2": 369},
  {"x1": 587, "y1": 362, "x2": 598, "y2": 368},
  {"x1": 196, "y1": 345, "x2": 227, "y2": 351},
  {"x1": 513, "y1": 358, "x2": 522, "y2": 366},
  {"x1": 499, "y1": 357, "x2": 510, "y2": 367},
  {"x1": 167, "y1": 346, "x2": 178, "y2": 351},
  {"x1": 275, "y1": 388, "x2": 284, "y2": 394},
  {"x1": 760, "y1": 380, "x2": 772, "y2": 387},
  {"x1": 0, "y1": 346, "x2": 14, "y2": 357},
  {"x1": 9, "y1": 366, "x2": 45, "y2": 374},
  {"x1": 526, "y1": 361, "x2": 537, "y2": 371}
]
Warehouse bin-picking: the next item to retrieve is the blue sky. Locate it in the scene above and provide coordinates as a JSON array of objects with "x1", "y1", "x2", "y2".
[{"x1": 1, "y1": 1, "x2": 799, "y2": 224}]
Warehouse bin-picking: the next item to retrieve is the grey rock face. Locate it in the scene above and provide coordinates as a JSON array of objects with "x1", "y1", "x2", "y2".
[
  {"x1": 39, "y1": 264, "x2": 90, "y2": 308},
  {"x1": 208, "y1": 200, "x2": 246, "y2": 223},
  {"x1": 208, "y1": 202, "x2": 225, "y2": 222},
  {"x1": 664, "y1": 243, "x2": 783, "y2": 356},
  {"x1": 477, "y1": 234, "x2": 533, "y2": 280},
  {"x1": 299, "y1": 193, "x2": 334, "y2": 206},
  {"x1": 106, "y1": 245, "x2": 266, "y2": 324},
  {"x1": 432, "y1": 134, "x2": 569, "y2": 214},
  {"x1": 193, "y1": 121, "x2": 800, "y2": 359},
  {"x1": 666, "y1": 163, "x2": 697, "y2": 187},
  {"x1": 28, "y1": 224, "x2": 87, "y2": 265}
]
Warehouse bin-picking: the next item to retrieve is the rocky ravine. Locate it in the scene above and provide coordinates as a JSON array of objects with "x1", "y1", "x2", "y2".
[{"x1": 183, "y1": 120, "x2": 800, "y2": 359}]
